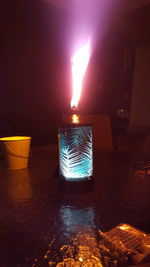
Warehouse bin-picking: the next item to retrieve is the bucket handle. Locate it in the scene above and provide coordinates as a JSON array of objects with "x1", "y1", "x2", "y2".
[{"x1": 0, "y1": 142, "x2": 32, "y2": 158}]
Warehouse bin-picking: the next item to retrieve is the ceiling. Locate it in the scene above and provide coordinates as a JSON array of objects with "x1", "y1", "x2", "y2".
[
  {"x1": 119, "y1": 0, "x2": 150, "y2": 13},
  {"x1": 112, "y1": 0, "x2": 150, "y2": 45},
  {"x1": 42, "y1": 0, "x2": 150, "y2": 12},
  {"x1": 42, "y1": 0, "x2": 150, "y2": 45}
]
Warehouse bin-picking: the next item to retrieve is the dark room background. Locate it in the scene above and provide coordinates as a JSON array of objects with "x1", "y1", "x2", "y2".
[{"x1": 0, "y1": 0, "x2": 137, "y2": 145}]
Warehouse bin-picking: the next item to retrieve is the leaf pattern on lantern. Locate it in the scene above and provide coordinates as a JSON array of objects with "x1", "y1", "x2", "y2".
[
  {"x1": 59, "y1": 126, "x2": 93, "y2": 179},
  {"x1": 82, "y1": 132, "x2": 93, "y2": 176}
]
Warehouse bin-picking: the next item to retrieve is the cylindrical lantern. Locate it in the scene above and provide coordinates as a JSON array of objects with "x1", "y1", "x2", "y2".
[{"x1": 58, "y1": 119, "x2": 93, "y2": 181}]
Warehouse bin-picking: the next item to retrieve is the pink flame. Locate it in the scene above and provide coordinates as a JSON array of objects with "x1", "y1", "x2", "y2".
[{"x1": 71, "y1": 40, "x2": 91, "y2": 108}]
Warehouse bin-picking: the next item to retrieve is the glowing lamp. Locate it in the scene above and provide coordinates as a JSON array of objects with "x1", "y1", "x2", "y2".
[
  {"x1": 59, "y1": 119, "x2": 93, "y2": 181},
  {"x1": 59, "y1": 40, "x2": 93, "y2": 181}
]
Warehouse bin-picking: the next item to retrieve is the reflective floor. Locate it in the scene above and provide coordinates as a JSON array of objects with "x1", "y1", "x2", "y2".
[{"x1": 0, "y1": 148, "x2": 150, "y2": 266}]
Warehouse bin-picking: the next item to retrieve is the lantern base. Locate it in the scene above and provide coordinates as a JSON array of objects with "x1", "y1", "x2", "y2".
[
  {"x1": 60, "y1": 175, "x2": 93, "y2": 182},
  {"x1": 59, "y1": 175, "x2": 94, "y2": 194}
]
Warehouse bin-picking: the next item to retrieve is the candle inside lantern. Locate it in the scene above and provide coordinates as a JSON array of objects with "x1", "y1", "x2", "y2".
[
  {"x1": 59, "y1": 40, "x2": 93, "y2": 181},
  {"x1": 72, "y1": 114, "x2": 79, "y2": 123}
]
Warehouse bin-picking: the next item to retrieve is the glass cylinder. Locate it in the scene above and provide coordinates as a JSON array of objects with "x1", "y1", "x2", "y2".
[{"x1": 58, "y1": 123, "x2": 93, "y2": 181}]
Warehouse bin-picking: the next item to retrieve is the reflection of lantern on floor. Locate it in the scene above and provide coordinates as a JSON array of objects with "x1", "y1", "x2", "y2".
[
  {"x1": 60, "y1": 205, "x2": 95, "y2": 233},
  {"x1": 59, "y1": 117, "x2": 93, "y2": 181}
]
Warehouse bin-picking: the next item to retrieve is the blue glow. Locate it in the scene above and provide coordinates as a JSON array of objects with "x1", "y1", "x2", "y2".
[
  {"x1": 59, "y1": 126, "x2": 93, "y2": 180},
  {"x1": 60, "y1": 206, "x2": 95, "y2": 234}
]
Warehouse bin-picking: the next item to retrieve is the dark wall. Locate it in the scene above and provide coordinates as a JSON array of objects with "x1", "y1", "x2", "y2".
[
  {"x1": 0, "y1": 1, "x2": 134, "y2": 145},
  {"x1": 82, "y1": 33, "x2": 135, "y2": 116},
  {"x1": 130, "y1": 45, "x2": 150, "y2": 127},
  {"x1": 1, "y1": 0, "x2": 71, "y2": 145}
]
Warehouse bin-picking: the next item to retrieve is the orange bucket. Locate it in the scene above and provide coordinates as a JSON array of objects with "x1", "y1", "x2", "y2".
[{"x1": 0, "y1": 136, "x2": 31, "y2": 169}]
